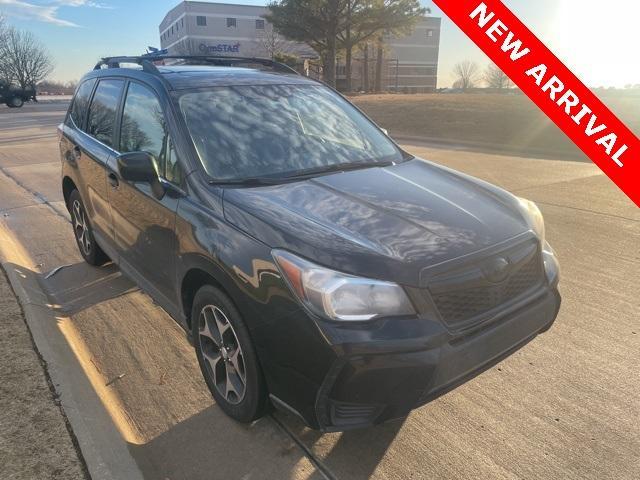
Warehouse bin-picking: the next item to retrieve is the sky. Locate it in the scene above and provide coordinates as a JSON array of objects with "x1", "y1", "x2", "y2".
[{"x1": 0, "y1": 0, "x2": 639, "y2": 88}]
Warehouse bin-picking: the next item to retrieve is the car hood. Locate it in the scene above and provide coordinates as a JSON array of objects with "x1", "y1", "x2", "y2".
[{"x1": 223, "y1": 158, "x2": 529, "y2": 287}]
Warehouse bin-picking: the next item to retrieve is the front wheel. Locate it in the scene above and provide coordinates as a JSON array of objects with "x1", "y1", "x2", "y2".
[
  {"x1": 7, "y1": 96, "x2": 24, "y2": 108},
  {"x1": 192, "y1": 285, "x2": 268, "y2": 423},
  {"x1": 68, "y1": 189, "x2": 109, "y2": 266}
]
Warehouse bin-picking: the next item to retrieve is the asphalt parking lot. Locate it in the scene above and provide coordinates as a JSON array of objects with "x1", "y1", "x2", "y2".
[{"x1": 0, "y1": 102, "x2": 638, "y2": 480}]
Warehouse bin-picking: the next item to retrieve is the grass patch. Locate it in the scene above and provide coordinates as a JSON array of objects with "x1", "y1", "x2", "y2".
[{"x1": 351, "y1": 92, "x2": 639, "y2": 160}]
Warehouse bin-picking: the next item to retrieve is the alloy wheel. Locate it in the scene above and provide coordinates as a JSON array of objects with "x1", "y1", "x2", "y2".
[
  {"x1": 72, "y1": 199, "x2": 91, "y2": 256},
  {"x1": 198, "y1": 305, "x2": 247, "y2": 404}
]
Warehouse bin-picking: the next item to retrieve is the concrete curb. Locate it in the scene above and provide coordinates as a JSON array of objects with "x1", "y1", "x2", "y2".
[{"x1": 0, "y1": 237, "x2": 145, "y2": 480}]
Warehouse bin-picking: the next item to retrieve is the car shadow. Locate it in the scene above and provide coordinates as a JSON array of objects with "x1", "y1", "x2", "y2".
[
  {"x1": 127, "y1": 406, "x2": 330, "y2": 480},
  {"x1": 274, "y1": 411, "x2": 406, "y2": 479},
  {"x1": 126, "y1": 406, "x2": 404, "y2": 480},
  {"x1": 37, "y1": 261, "x2": 139, "y2": 316}
]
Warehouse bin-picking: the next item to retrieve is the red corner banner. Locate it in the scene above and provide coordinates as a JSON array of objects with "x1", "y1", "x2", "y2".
[{"x1": 433, "y1": 0, "x2": 640, "y2": 207}]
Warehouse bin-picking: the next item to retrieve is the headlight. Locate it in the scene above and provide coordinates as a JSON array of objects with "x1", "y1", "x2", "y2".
[
  {"x1": 273, "y1": 250, "x2": 415, "y2": 321},
  {"x1": 518, "y1": 197, "x2": 545, "y2": 242}
]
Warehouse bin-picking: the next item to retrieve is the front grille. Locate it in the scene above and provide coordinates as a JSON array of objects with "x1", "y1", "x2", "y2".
[{"x1": 427, "y1": 240, "x2": 544, "y2": 328}]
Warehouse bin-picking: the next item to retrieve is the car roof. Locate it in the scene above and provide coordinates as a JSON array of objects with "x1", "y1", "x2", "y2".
[{"x1": 83, "y1": 65, "x2": 319, "y2": 91}]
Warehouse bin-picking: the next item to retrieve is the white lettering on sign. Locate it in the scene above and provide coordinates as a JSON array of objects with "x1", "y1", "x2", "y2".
[{"x1": 471, "y1": 3, "x2": 531, "y2": 61}]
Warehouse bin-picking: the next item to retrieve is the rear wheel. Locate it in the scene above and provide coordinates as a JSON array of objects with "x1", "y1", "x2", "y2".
[
  {"x1": 68, "y1": 189, "x2": 109, "y2": 266},
  {"x1": 192, "y1": 285, "x2": 268, "y2": 423}
]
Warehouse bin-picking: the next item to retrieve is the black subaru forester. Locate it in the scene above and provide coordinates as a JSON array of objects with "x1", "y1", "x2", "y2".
[{"x1": 59, "y1": 55, "x2": 560, "y2": 431}]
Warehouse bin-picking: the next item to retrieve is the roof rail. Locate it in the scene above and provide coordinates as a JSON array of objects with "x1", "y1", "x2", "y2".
[{"x1": 93, "y1": 55, "x2": 300, "y2": 75}]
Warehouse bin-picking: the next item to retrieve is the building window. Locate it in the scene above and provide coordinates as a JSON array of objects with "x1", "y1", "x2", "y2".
[
  {"x1": 196, "y1": 16, "x2": 207, "y2": 26},
  {"x1": 255, "y1": 19, "x2": 265, "y2": 30},
  {"x1": 426, "y1": 29, "x2": 434, "y2": 37},
  {"x1": 171, "y1": 26, "x2": 174, "y2": 35},
  {"x1": 227, "y1": 17, "x2": 237, "y2": 28},
  {"x1": 181, "y1": 18, "x2": 184, "y2": 28}
]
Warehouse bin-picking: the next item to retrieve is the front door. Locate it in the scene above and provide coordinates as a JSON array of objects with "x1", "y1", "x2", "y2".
[{"x1": 107, "y1": 80, "x2": 184, "y2": 308}]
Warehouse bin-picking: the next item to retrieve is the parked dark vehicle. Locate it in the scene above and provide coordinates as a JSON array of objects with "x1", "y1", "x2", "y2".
[
  {"x1": 0, "y1": 80, "x2": 37, "y2": 108},
  {"x1": 58, "y1": 56, "x2": 560, "y2": 431}
]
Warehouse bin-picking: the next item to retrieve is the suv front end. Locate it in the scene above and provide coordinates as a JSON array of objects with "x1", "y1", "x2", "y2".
[{"x1": 263, "y1": 227, "x2": 559, "y2": 431}]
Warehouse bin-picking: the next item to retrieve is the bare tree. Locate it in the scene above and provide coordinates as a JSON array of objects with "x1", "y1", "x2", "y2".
[
  {"x1": 484, "y1": 63, "x2": 513, "y2": 89},
  {"x1": 452, "y1": 60, "x2": 479, "y2": 91},
  {"x1": 37, "y1": 79, "x2": 77, "y2": 95},
  {"x1": 1, "y1": 28, "x2": 53, "y2": 89},
  {"x1": 256, "y1": 26, "x2": 294, "y2": 59},
  {"x1": 0, "y1": 15, "x2": 11, "y2": 84}
]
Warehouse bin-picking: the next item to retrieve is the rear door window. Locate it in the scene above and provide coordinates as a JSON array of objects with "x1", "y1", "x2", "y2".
[
  {"x1": 68, "y1": 78, "x2": 96, "y2": 130},
  {"x1": 86, "y1": 79, "x2": 124, "y2": 148}
]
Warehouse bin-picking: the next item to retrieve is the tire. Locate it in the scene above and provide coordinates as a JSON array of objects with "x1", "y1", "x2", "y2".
[
  {"x1": 68, "y1": 189, "x2": 109, "y2": 266},
  {"x1": 7, "y1": 96, "x2": 23, "y2": 108},
  {"x1": 192, "y1": 285, "x2": 268, "y2": 423}
]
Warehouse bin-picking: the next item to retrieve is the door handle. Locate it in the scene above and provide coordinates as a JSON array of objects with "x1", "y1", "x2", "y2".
[{"x1": 108, "y1": 172, "x2": 119, "y2": 188}]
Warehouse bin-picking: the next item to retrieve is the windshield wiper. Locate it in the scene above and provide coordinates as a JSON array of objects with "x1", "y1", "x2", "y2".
[
  {"x1": 208, "y1": 176, "x2": 286, "y2": 187},
  {"x1": 284, "y1": 161, "x2": 394, "y2": 179},
  {"x1": 208, "y1": 161, "x2": 395, "y2": 186}
]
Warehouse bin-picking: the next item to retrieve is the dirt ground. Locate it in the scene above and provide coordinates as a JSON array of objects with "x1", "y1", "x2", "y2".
[
  {"x1": 0, "y1": 266, "x2": 87, "y2": 480},
  {"x1": 351, "y1": 92, "x2": 640, "y2": 160}
]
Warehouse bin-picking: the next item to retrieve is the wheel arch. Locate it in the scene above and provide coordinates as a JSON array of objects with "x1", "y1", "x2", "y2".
[
  {"x1": 62, "y1": 176, "x2": 77, "y2": 210},
  {"x1": 179, "y1": 257, "x2": 242, "y2": 330}
]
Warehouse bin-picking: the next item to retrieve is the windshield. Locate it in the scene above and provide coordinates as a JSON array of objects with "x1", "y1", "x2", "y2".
[{"x1": 178, "y1": 84, "x2": 403, "y2": 181}]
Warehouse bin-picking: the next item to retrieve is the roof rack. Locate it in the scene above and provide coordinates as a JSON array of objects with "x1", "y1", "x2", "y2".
[{"x1": 93, "y1": 54, "x2": 300, "y2": 76}]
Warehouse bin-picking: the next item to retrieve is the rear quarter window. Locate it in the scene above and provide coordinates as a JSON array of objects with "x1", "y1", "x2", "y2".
[{"x1": 68, "y1": 78, "x2": 96, "y2": 130}]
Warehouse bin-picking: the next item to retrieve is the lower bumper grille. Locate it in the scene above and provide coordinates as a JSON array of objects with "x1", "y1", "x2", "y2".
[{"x1": 329, "y1": 401, "x2": 382, "y2": 428}]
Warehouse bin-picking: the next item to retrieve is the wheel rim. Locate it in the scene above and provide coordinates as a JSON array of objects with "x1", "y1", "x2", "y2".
[
  {"x1": 198, "y1": 305, "x2": 247, "y2": 404},
  {"x1": 11, "y1": 97, "x2": 22, "y2": 107},
  {"x1": 72, "y1": 199, "x2": 91, "y2": 256}
]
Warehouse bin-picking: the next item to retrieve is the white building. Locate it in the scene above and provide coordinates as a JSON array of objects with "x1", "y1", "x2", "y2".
[{"x1": 159, "y1": 1, "x2": 441, "y2": 92}]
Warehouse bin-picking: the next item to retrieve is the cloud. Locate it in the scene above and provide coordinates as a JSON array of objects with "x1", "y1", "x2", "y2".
[
  {"x1": 55, "y1": 0, "x2": 112, "y2": 8},
  {"x1": 0, "y1": 0, "x2": 112, "y2": 27}
]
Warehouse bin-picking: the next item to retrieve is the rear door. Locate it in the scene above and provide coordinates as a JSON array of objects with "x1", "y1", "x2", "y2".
[
  {"x1": 107, "y1": 80, "x2": 184, "y2": 309},
  {"x1": 60, "y1": 78, "x2": 125, "y2": 250}
]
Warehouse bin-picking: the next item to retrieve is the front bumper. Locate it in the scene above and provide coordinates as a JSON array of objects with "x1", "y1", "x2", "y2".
[
  {"x1": 312, "y1": 286, "x2": 561, "y2": 431},
  {"x1": 261, "y1": 239, "x2": 561, "y2": 431}
]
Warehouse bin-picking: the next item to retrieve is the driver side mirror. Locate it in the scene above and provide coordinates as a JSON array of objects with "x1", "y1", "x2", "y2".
[{"x1": 117, "y1": 151, "x2": 165, "y2": 200}]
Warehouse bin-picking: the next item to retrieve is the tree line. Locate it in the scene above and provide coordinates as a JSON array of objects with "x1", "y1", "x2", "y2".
[
  {"x1": 265, "y1": 0, "x2": 427, "y2": 89},
  {"x1": 0, "y1": 14, "x2": 53, "y2": 90},
  {"x1": 452, "y1": 60, "x2": 514, "y2": 90}
]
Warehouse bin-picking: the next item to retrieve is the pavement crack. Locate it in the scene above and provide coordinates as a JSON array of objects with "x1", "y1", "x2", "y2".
[
  {"x1": 269, "y1": 413, "x2": 338, "y2": 480},
  {"x1": 1, "y1": 202, "x2": 46, "y2": 215},
  {"x1": 530, "y1": 200, "x2": 639, "y2": 223},
  {"x1": 511, "y1": 174, "x2": 603, "y2": 195},
  {"x1": 0, "y1": 165, "x2": 70, "y2": 223},
  {"x1": 511, "y1": 175, "x2": 639, "y2": 223}
]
